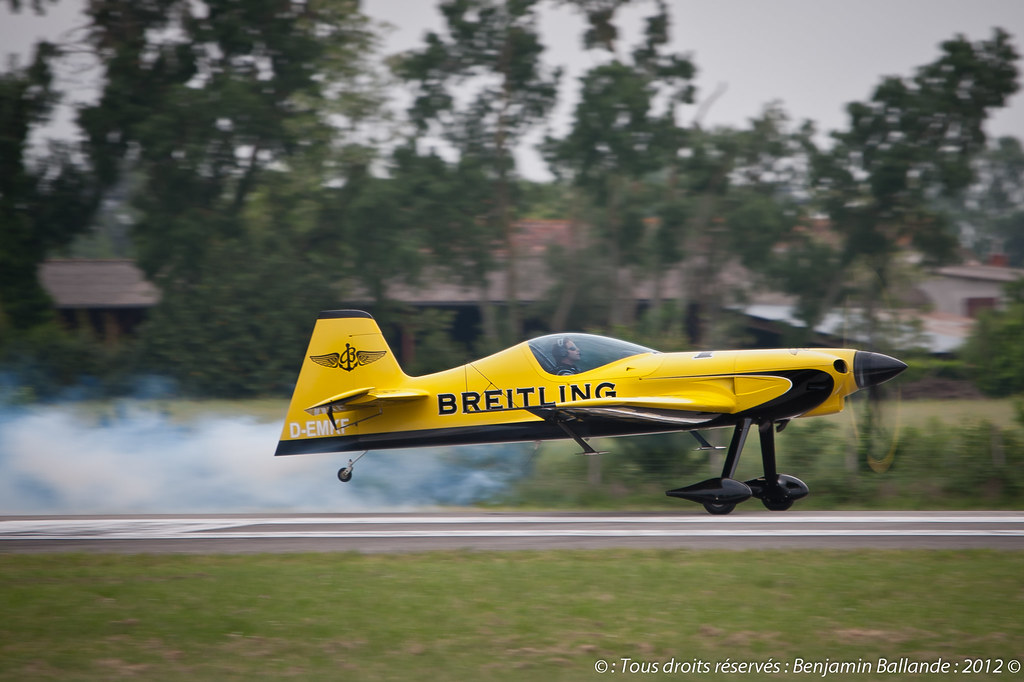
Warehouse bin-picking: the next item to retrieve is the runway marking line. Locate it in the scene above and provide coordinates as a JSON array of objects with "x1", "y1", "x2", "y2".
[{"x1": 2, "y1": 514, "x2": 1023, "y2": 541}]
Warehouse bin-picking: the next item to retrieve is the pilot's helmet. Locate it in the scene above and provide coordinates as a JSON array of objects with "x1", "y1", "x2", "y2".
[{"x1": 553, "y1": 337, "x2": 576, "y2": 360}]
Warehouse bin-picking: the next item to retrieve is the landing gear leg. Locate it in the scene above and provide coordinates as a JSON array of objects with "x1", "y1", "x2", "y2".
[
  {"x1": 703, "y1": 418, "x2": 753, "y2": 515},
  {"x1": 721, "y1": 418, "x2": 751, "y2": 480},
  {"x1": 760, "y1": 421, "x2": 778, "y2": 482},
  {"x1": 666, "y1": 418, "x2": 754, "y2": 514},
  {"x1": 745, "y1": 422, "x2": 808, "y2": 511}
]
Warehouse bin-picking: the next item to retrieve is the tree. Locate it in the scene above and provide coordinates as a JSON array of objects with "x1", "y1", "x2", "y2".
[
  {"x1": 135, "y1": 237, "x2": 337, "y2": 396},
  {"x1": 946, "y1": 135, "x2": 1024, "y2": 266},
  {"x1": 71, "y1": 0, "x2": 391, "y2": 395},
  {"x1": 791, "y1": 29, "x2": 1020, "y2": 344},
  {"x1": 77, "y1": 0, "x2": 379, "y2": 283},
  {"x1": 322, "y1": 158, "x2": 427, "y2": 308},
  {"x1": 658, "y1": 105, "x2": 813, "y2": 346},
  {"x1": 963, "y1": 279, "x2": 1024, "y2": 396},
  {"x1": 389, "y1": 145, "x2": 496, "y2": 309},
  {"x1": 544, "y1": 0, "x2": 694, "y2": 328},
  {"x1": 0, "y1": 40, "x2": 96, "y2": 331},
  {"x1": 394, "y1": 0, "x2": 561, "y2": 343}
]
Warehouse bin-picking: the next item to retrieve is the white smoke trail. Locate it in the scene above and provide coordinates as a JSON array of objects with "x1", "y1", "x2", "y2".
[{"x1": 0, "y1": 403, "x2": 530, "y2": 514}]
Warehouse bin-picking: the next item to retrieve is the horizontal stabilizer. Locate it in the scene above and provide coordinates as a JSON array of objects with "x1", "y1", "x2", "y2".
[{"x1": 305, "y1": 387, "x2": 428, "y2": 416}]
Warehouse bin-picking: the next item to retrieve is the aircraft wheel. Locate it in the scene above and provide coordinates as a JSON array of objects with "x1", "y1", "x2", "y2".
[
  {"x1": 337, "y1": 467, "x2": 353, "y2": 483},
  {"x1": 762, "y1": 496, "x2": 793, "y2": 511},
  {"x1": 703, "y1": 502, "x2": 736, "y2": 515}
]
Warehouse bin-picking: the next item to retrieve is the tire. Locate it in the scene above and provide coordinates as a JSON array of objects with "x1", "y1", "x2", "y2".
[{"x1": 762, "y1": 497, "x2": 793, "y2": 511}]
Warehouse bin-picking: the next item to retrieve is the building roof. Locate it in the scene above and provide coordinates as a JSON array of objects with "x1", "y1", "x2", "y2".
[
  {"x1": 36, "y1": 253, "x2": 988, "y2": 355},
  {"x1": 934, "y1": 263, "x2": 1024, "y2": 283},
  {"x1": 739, "y1": 303, "x2": 972, "y2": 354},
  {"x1": 38, "y1": 259, "x2": 160, "y2": 309}
]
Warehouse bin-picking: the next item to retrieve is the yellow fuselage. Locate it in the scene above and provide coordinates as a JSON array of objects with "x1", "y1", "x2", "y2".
[{"x1": 278, "y1": 340, "x2": 860, "y2": 455}]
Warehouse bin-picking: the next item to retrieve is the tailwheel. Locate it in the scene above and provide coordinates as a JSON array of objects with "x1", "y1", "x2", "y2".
[{"x1": 336, "y1": 452, "x2": 367, "y2": 484}]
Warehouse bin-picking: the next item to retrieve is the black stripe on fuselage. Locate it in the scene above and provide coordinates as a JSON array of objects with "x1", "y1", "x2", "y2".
[
  {"x1": 275, "y1": 417, "x2": 702, "y2": 455},
  {"x1": 742, "y1": 369, "x2": 834, "y2": 421}
]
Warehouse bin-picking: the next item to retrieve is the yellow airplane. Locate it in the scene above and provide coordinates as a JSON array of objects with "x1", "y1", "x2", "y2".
[{"x1": 276, "y1": 310, "x2": 906, "y2": 514}]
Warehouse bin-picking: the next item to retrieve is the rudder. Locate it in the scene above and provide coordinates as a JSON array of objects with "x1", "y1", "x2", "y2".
[{"x1": 276, "y1": 310, "x2": 406, "y2": 455}]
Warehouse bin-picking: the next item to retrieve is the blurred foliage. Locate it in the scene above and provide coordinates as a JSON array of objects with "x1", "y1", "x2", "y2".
[
  {"x1": 0, "y1": 2, "x2": 1022, "y2": 398},
  {"x1": 943, "y1": 136, "x2": 1024, "y2": 267},
  {"x1": 1, "y1": 40, "x2": 97, "y2": 330},
  {"x1": 505, "y1": 413, "x2": 1024, "y2": 510},
  {"x1": 0, "y1": 322, "x2": 133, "y2": 400},
  {"x1": 897, "y1": 355, "x2": 970, "y2": 383},
  {"x1": 75, "y1": 0, "x2": 380, "y2": 284},
  {"x1": 962, "y1": 279, "x2": 1024, "y2": 396},
  {"x1": 779, "y1": 29, "x2": 1020, "y2": 342},
  {"x1": 393, "y1": 308, "x2": 474, "y2": 377},
  {"x1": 134, "y1": 239, "x2": 338, "y2": 397},
  {"x1": 543, "y1": 1, "x2": 696, "y2": 332},
  {"x1": 394, "y1": 0, "x2": 562, "y2": 342}
]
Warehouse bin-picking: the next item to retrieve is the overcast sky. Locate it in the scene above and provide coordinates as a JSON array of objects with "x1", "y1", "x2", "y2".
[{"x1": 4, "y1": 0, "x2": 1024, "y2": 179}]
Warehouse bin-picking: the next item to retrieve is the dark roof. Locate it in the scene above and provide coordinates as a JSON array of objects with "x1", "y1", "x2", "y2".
[
  {"x1": 39, "y1": 259, "x2": 160, "y2": 309},
  {"x1": 935, "y1": 264, "x2": 1024, "y2": 283}
]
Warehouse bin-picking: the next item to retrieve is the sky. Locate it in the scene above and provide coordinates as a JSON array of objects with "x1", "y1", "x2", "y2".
[{"x1": 3, "y1": 0, "x2": 1024, "y2": 179}]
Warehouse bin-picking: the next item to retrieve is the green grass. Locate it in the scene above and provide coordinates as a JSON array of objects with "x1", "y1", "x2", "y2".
[
  {"x1": 1, "y1": 550, "x2": 1022, "y2": 681},
  {"x1": 820, "y1": 397, "x2": 1020, "y2": 436},
  {"x1": 887, "y1": 399, "x2": 1019, "y2": 429}
]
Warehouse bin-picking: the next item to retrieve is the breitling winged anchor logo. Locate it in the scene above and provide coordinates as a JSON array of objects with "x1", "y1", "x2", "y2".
[{"x1": 309, "y1": 343, "x2": 387, "y2": 372}]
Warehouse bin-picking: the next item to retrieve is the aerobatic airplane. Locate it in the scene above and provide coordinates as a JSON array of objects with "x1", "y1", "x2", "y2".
[{"x1": 276, "y1": 310, "x2": 906, "y2": 514}]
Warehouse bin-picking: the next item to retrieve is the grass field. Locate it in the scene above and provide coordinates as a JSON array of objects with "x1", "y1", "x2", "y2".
[
  {"x1": 889, "y1": 399, "x2": 1020, "y2": 429},
  {"x1": 2, "y1": 550, "x2": 1022, "y2": 681},
  {"x1": 3, "y1": 399, "x2": 1023, "y2": 680}
]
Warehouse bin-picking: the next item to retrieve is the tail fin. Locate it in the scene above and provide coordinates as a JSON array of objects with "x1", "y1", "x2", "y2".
[{"x1": 276, "y1": 310, "x2": 407, "y2": 455}]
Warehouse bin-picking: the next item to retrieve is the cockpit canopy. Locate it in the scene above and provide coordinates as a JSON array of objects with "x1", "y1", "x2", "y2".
[{"x1": 528, "y1": 333, "x2": 656, "y2": 375}]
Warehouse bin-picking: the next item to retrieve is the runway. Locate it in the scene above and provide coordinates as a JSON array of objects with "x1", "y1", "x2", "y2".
[{"x1": 2, "y1": 511, "x2": 1023, "y2": 553}]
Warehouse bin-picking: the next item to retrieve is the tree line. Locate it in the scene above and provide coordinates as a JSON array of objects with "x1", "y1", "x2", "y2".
[{"x1": 2, "y1": 0, "x2": 1023, "y2": 397}]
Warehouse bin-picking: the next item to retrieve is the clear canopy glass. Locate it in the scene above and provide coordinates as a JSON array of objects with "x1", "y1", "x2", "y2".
[{"x1": 527, "y1": 333, "x2": 656, "y2": 375}]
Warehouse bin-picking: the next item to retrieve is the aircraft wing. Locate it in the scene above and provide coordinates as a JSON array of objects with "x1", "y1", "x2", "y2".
[
  {"x1": 526, "y1": 394, "x2": 735, "y2": 426},
  {"x1": 304, "y1": 387, "x2": 429, "y2": 416}
]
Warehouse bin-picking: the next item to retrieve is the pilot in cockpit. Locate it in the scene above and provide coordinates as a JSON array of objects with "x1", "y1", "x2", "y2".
[{"x1": 552, "y1": 337, "x2": 581, "y2": 375}]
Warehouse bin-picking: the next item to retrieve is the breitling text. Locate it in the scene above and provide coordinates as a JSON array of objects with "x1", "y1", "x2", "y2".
[{"x1": 437, "y1": 382, "x2": 617, "y2": 415}]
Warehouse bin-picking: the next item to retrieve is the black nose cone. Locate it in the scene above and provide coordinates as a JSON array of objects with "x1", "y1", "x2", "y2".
[{"x1": 854, "y1": 351, "x2": 908, "y2": 389}]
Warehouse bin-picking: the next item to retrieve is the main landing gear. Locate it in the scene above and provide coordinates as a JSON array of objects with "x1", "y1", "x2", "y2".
[{"x1": 666, "y1": 417, "x2": 809, "y2": 515}]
